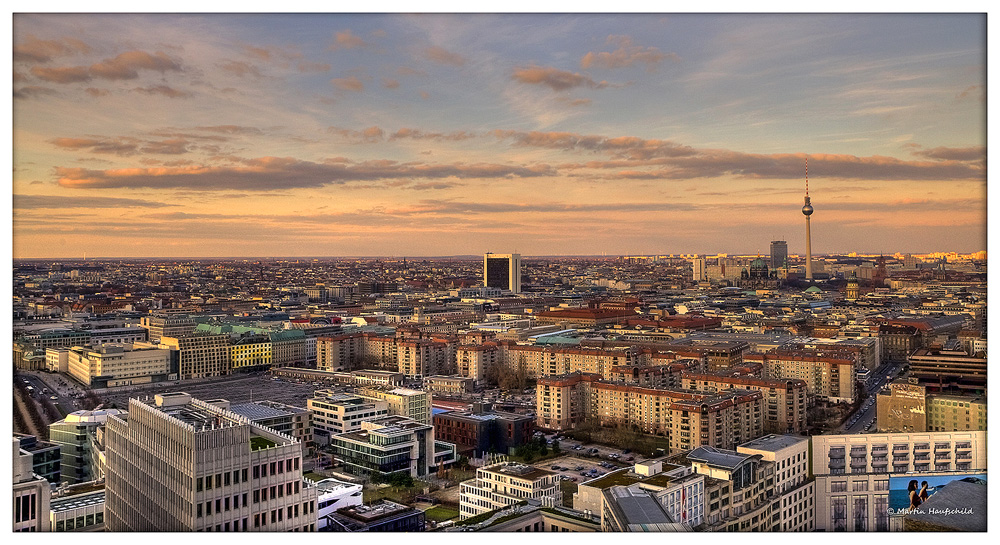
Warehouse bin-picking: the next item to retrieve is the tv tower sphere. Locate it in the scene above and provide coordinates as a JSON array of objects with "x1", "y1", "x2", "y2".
[{"x1": 802, "y1": 200, "x2": 814, "y2": 216}]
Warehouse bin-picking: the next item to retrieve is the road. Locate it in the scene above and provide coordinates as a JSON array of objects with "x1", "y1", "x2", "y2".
[{"x1": 838, "y1": 361, "x2": 905, "y2": 433}]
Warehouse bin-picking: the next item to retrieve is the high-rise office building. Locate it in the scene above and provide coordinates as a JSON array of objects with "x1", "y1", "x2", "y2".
[
  {"x1": 104, "y1": 392, "x2": 318, "y2": 531},
  {"x1": 483, "y1": 252, "x2": 521, "y2": 293},
  {"x1": 769, "y1": 241, "x2": 787, "y2": 270}
]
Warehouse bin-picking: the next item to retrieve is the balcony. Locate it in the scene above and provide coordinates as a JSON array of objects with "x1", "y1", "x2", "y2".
[
  {"x1": 892, "y1": 454, "x2": 909, "y2": 461},
  {"x1": 872, "y1": 457, "x2": 888, "y2": 466},
  {"x1": 828, "y1": 459, "x2": 846, "y2": 469}
]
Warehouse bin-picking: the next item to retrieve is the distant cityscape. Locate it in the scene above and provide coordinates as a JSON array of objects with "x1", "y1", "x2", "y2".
[{"x1": 13, "y1": 243, "x2": 987, "y2": 532}]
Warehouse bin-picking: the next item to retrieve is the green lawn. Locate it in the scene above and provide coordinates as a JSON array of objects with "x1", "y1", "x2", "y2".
[
  {"x1": 249, "y1": 436, "x2": 277, "y2": 451},
  {"x1": 423, "y1": 506, "x2": 460, "y2": 522},
  {"x1": 363, "y1": 482, "x2": 424, "y2": 504},
  {"x1": 302, "y1": 472, "x2": 325, "y2": 482}
]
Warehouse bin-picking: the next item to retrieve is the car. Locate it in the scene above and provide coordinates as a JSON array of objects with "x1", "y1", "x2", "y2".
[
  {"x1": 50, "y1": 395, "x2": 58, "y2": 400},
  {"x1": 622, "y1": 449, "x2": 631, "y2": 454},
  {"x1": 588, "y1": 448, "x2": 599, "y2": 454},
  {"x1": 570, "y1": 477, "x2": 578, "y2": 482},
  {"x1": 551, "y1": 465, "x2": 560, "y2": 470},
  {"x1": 580, "y1": 472, "x2": 588, "y2": 476},
  {"x1": 625, "y1": 457, "x2": 634, "y2": 462},
  {"x1": 575, "y1": 466, "x2": 584, "y2": 471}
]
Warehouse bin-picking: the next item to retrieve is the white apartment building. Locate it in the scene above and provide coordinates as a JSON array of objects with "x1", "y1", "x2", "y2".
[
  {"x1": 104, "y1": 393, "x2": 318, "y2": 531},
  {"x1": 811, "y1": 431, "x2": 987, "y2": 532},
  {"x1": 459, "y1": 458, "x2": 560, "y2": 520},
  {"x1": 736, "y1": 434, "x2": 814, "y2": 532}
]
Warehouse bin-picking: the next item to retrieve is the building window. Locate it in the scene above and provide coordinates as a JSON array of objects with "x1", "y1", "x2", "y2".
[{"x1": 831, "y1": 497, "x2": 847, "y2": 532}]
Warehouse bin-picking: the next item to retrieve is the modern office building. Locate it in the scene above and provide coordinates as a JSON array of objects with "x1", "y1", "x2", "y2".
[
  {"x1": 331, "y1": 416, "x2": 435, "y2": 478},
  {"x1": 433, "y1": 404, "x2": 534, "y2": 457},
  {"x1": 13, "y1": 437, "x2": 52, "y2": 532},
  {"x1": 908, "y1": 347, "x2": 987, "y2": 393},
  {"x1": 104, "y1": 392, "x2": 318, "y2": 531},
  {"x1": 48, "y1": 409, "x2": 123, "y2": 484},
  {"x1": 483, "y1": 252, "x2": 521, "y2": 293},
  {"x1": 810, "y1": 431, "x2": 986, "y2": 532},
  {"x1": 770, "y1": 241, "x2": 788, "y2": 270},
  {"x1": 459, "y1": 458, "x2": 561, "y2": 520},
  {"x1": 15, "y1": 434, "x2": 61, "y2": 484}
]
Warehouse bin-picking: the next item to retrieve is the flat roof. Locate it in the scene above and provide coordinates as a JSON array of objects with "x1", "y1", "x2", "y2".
[
  {"x1": 687, "y1": 446, "x2": 755, "y2": 470},
  {"x1": 51, "y1": 490, "x2": 105, "y2": 513},
  {"x1": 229, "y1": 402, "x2": 299, "y2": 421},
  {"x1": 739, "y1": 434, "x2": 808, "y2": 452}
]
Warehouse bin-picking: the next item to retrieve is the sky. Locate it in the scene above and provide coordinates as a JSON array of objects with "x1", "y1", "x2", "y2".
[{"x1": 11, "y1": 13, "x2": 987, "y2": 258}]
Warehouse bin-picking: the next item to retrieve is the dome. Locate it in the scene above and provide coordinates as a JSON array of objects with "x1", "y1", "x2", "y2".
[
  {"x1": 804, "y1": 286, "x2": 822, "y2": 293},
  {"x1": 802, "y1": 204, "x2": 814, "y2": 216}
]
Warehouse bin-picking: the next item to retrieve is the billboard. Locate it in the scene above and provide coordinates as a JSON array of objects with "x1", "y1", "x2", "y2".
[{"x1": 888, "y1": 473, "x2": 987, "y2": 511}]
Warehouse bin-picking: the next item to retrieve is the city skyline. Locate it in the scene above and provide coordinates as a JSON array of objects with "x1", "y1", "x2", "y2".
[{"x1": 12, "y1": 13, "x2": 987, "y2": 258}]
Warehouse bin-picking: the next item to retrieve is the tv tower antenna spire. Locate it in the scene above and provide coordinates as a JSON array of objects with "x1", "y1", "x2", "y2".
[{"x1": 802, "y1": 157, "x2": 814, "y2": 281}]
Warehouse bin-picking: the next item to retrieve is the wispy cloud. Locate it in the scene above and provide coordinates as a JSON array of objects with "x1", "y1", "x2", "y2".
[
  {"x1": 581, "y1": 35, "x2": 678, "y2": 71},
  {"x1": 511, "y1": 65, "x2": 609, "y2": 91}
]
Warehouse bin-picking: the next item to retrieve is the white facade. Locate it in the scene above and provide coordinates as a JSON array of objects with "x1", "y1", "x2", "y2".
[
  {"x1": 67, "y1": 343, "x2": 173, "y2": 387},
  {"x1": 314, "y1": 478, "x2": 363, "y2": 530},
  {"x1": 460, "y1": 459, "x2": 560, "y2": 519}
]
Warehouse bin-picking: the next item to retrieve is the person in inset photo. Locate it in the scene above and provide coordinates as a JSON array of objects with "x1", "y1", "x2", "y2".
[
  {"x1": 908, "y1": 479, "x2": 922, "y2": 510},
  {"x1": 919, "y1": 481, "x2": 931, "y2": 503}
]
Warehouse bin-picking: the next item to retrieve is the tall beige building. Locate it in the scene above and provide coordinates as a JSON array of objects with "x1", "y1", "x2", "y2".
[
  {"x1": 140, "y1": 314, "x2": 196, "y2": 343},
  {"x1": 356, "y1": 386, "x2": 432, "y2": 425},
  {"x1": 104, "y1": 393, "x2": 318, "y2": 531}
]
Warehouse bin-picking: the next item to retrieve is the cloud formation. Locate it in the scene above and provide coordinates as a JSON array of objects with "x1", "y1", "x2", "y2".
[
  {"x1": 511, "y1": 65, "x2": 609, "y2": 91},
  {"x1": 13, "y1": 194, "x2": 176, "y2": 209},
  {"x1": 332, "y1": 76, "x2": 364, "y2": 91},
  {"x1": 331, "y1": 30, "x2": 368, "y2": 50},
  {"x1": 580, "y1": 35, "x2": 678, "y2": 70},
  {"x1": 911, "y1": 146, "x2": 984, "y2": 162},
  {"x1": 13, "y1": 35, "x2": 91, "y2": 63},
  {"x1": 54, "y1": 156, "x2": 556, "y2": 190},
  {"x1": 424, "y1": 46, "x2": 465, "y2": 66},
  {"x1": 132, "y1": 85, "x2": 192, "y2": 98}
]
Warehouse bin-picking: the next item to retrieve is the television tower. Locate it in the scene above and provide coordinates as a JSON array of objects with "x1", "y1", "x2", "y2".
[{"x1": 802, "y1": 158, "x2": 814, "y2": 280}]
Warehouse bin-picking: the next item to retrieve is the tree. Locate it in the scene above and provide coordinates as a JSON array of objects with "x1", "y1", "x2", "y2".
[
  {"x1": 551, "y1": 440, "x2": 561, "y2": 454},
  {"x1": 370, "y1": 471, "x2": 385, "y2": 484}
]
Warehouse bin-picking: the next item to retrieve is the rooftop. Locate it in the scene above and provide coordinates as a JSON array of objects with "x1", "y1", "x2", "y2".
[
  {"x1": 229, "y1": 401, "x2": 305, "y2": 421},
  {"x1": 50, "y1": 490, "x2": 106, "y2": 513},
  {"x1": 687, "y1": 446, "x2": 756, "y2": 470},
  {"x1": 738, "y1": 434, "x2": 808, "y2": 453}
]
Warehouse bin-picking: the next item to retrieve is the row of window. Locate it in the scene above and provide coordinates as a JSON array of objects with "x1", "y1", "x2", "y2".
[
  {"x1": 196, "y1": 492, "x2": 248, "y2": 517},
  {"x1": 252, "y1": 457, "x2": 300, "y2": 479},
  {"x1": 197, "y1": 468, "x2": 249, "y2": 492},
  {"x1": 252, "y1": 481, "x2": 301, "y2": 503}
]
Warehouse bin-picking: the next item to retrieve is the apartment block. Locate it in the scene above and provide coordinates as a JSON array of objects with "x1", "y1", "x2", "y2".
[
  {"x1": 104, "y1": 392, "x2": 318, "y2": 531},
  {"x1": 680, "y1": 371, "x2": 807, "y2": 433},
  {"x1": 455, "y1": 343, "x2": 500, "y2": 383},
  {"x1": 746, "y1": 349, "x2": 856, "y2": 403},
  {"x1": 459, "y1": 459, "x2": 561, "y2": 520}
]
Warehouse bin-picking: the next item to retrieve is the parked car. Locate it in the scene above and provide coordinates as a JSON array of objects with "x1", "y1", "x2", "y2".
[
  {"x1": 551, "y1": 465, "x2": 560, "y2": 470},
  {"x1": 575, "y1": 466, "x2": 584, "y2": 471}
]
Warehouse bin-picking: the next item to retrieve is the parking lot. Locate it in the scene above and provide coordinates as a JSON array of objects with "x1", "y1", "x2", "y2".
[
  {"x1": 531, "y1": 433, "x2": 644, "y2": 483},
  {"x1": 97, "y1": 374, "x2": 320, "y2": 410}
]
